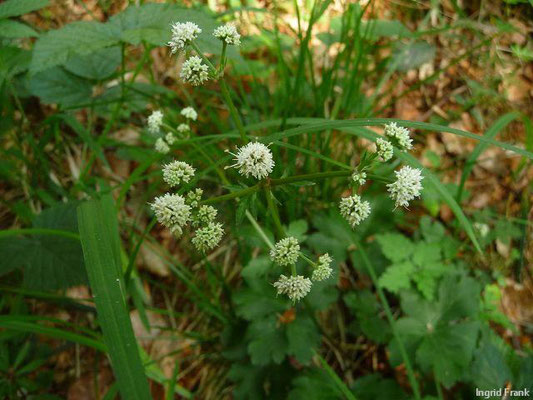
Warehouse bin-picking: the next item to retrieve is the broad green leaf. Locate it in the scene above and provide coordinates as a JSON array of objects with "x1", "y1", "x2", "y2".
[
  {"x1": 360, "y1": 20, "x2": 412, "y2": 39},
  {"x1": 0, "y1": 20, "x2": 37, "y2": 38},
  {"x1": 352, "y1": 374, "x2": 409, "y2": 400},
  {"x1": 286, "y1": 219, "x2": 308, "y2": 242},
  {"x1": 375, "y1": 233, "x2": 414, "y2": 262},
  {"x1": 30, "y1": 21, "x2": 118, "y2": 73},
  {"x1": 289, "y1": 368, "x2": 345, "y2": 400},
  {"x1": 0, "y1": 0, "x2": 48, "y2": 19},
  {"x1": 392, "y1": 42, "x2": 436, "y2": 72},
  {"x1": 247, "y1": 316, "x2": 288, "y2": 365},
  {"x1": 345, "y1": 290, "x2": 391, "y2": 344},
  {"x1": 0, "y1": 46, "x2": 31, "y2": 83},
  {"x1": 77, "y1": 195, "x2": 151, "y2": 400},
  {"x1": 64, "y1": 46, "x2": 121, "y2": 80},
  {"x1": 412, "y1": 262, "x2": 449, "y2": 300},
  {"x1": 470, "y1": 343, "x2": 512, "y2": 392},
  {"x1": 28, "y1": 67, "x2": 92, "y2": 106},
  {"x1": 286, "y1": 316, "x2": 320, "y2": 364},
  {"x1": 228, "y1": 364, "x2": 267, "y2": 400},
  {"x1": 233, "y1": 281, "x2": 286, "y2": 320},
  {"x1": 412, "y1": 242, "x2": 442, "y2": 266},
  {"x1": 378, "y1": 262, "x2": 414, "y2": 293}
]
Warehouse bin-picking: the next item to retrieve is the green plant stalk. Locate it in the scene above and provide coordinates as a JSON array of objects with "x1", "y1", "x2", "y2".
[
  {"x1": 0, "y1": 228, "x2": 80, "y2": 240},
  {"x1": 219, "y1": 78, "x2": 248, "y2": 142},
  {"x1": 245, "y1": 211, "x2": 274, "y2": 250},
  {"x1": 264, "y1": 186, "x2": 285, "y2": 239},
  {"x1": 315, "y1": 351, "x2": 357, "y2": 400},
  {"x1": 357, "y1": 243, "x2": 421, "y2": 400}
]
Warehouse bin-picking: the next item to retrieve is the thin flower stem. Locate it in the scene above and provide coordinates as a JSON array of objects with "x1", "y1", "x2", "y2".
[
  {"x1": 190, "y1": 41, "x2": 218, "y2": 74},
  {"x1": 245, "y1": 211, "x2": 274, "y2": 250},
  {"x1": 264, "y1": 187, "x2": 285, "y2": 239},
  {"x1": 219, "y1": 79, "x2": 248, "y2": 143},
  {"x1": 357, "y1": 243, "x2": 421, "y2": 400}
]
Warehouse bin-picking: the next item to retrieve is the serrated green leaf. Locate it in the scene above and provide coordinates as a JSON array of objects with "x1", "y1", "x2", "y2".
[
  {"x1": 412, "y1": 242, "x2": 442, "y2": 266},
  {"x1": 30, "y1": 21, "x2": 118, "y2": 73},
  {"x1": 412, "y1": 262, "x2": 449, "y2": 300},
  {"x1": 286, "y1": 219, "x2": 308, "y2": 242},
  {"x1": 0, "y1": 20, "x2": 38, "y2": 38},
  {"x1": 233, "y1": 281, "x2": 286, "y2": 320},
  {"x1": 470, "y1": 343, "x2": 512, "y2": 392},
  {"x1": 0, "y1": 0, "x2": 48, "y2": 19},
  {"x1": 352, "y1": 374, "x2": 409, "y2": 400},
  {"x1": 286, "y1": 316, "x2": 320, "y2": 364},
  {"x1": 378, "y1": 262, "x2": 414, "y2": 293},
  {"x1": 375, "y1": 233, "x2": 414, "y2": 262},
  {"x1": 247, "y1": 316, "x2": 288, "y2": 365},
  {"x1": 288, "y1": 368, "x2": 345, "y2": 400},
  {"x1": 63, "y1": 46, "x2": 121, "y2": 80},
  {"x1": 28, "y1": 67, "x2": 92, "y2": 106}
]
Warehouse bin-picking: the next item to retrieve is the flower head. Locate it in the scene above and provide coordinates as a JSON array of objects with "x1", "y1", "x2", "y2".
[
  {"x1": 186, "y1": 188, "x2": 203, "y2": 208},
  {"x1": 181, "y1": 107, "x2": 197, "y2": 121},
  {"x1": 155, "y1": 138, "x2": 170, "y2": 154},
  {"x1": 339, "y1": 194, "x2": 371, "y2": 228},
  {"x1": 376, "y1": 138, "x2": 393, "y2": 162},
  {"x1": 312, "y1": 253, "x2": 333, "y2": 281},
  {"x1": 148, "y1": 110, "x2": 163, "y2": 134},
  {"x1": 193, "y1": 205, "x2": 217, "y2": 227},
  {"x1": 227, "y1": 142, "x2": 274, "y2": 180},
  {"x1": 180, "y1": 56, "x2": 210, "y2": 86},
  {"x1": 387, "y1": 166, "x2": 424, "y2": 209},
  {"x1": 192, "y1": 222, "x2": 224, "y2": 252},
  {"x1": 213, "y1": 24, "x2": 241, "y2": 46},
  {"x1": 270, "y1": 237, "x2": 300, "y2": 266},
  {"x1": 151, "y1": 193, "x2": 191, "y2": 236},
  {"x1": 352, "y1": 171, "x2": 367, "y2": 186},
  {"x1": 384, "y1": 122, "x2": 413, "y2": 151},
  {"x1": 168, "y1": 22, "x2": 201, "y2": 53},
  {"x1": 166, "y1": 132, "x2": 177, "y2": 145},
  {"x1": 162, "y1": 160, "x2": 195, "y2": 187},
  {"x1": 274, "y1": 274, "x2": 312, "y2": 302},
  {"x1": 474, "y1": 222, "x2": 489, "y2": 238}
]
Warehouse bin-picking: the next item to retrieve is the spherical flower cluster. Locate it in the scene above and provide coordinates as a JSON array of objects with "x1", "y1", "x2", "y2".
[
  {"x1": 151, "y1": 193, "x2": 191, "y2": 236},
  {"x1": 352, "y1": 171, "x2": 367, "y2": 186},
  {"x1": 387, "y1": 166, "x2": 424, "y2": 209},
  {"x1": 166, "y1": 132, "x2": 177, "y2": 145},
  {"x1": 181, "y1": 107, "x2": 197, "y2": 121},
  {"x1": 274, "y1": 275, "x2": 312, "y2": 302},
  {"x1": 148, "y1": 110, "x2": 163, "y2": 134},
  {"x1": 270, "y1": 237, "x2": 300, "y2": 266},
  {"x1": 193, "y1": 205, "x2": 217, "y2": 227},
  {"x1": 186, "y1": 188, "x2": 203, "y2": 208},
  {"x1": 376, "y1": 138, "x2": 393, "y2": 162},
  {"x1": 384, "y1": 122, "x2": 413, "y2": 151},
  {"x1": 192, "y1": 222, "x2": 224, "y2": 252},
  {"x1": 339, "y1": 194, "x2": 371, "y2": 228},
  {"x1": 227, "y1": 142, "x2": 274, "y2": 180},
  {"x1": 213, "y1": 24, "x2": 241, "y2": 46},
  {"x1": 155, "y1": 138, "x2": 170, "y2": 154},
  {"x1": 168, "y1": 22, "x2": 201, "y2": 53},
  {"x1": 162, "y1": 160, "x2": 195, "y2": 187},
  {"x1": 474, "y1": 222, "x2": 489, "y2": 238},
  {"x1": 312, "y1": 253, "x2": 333, "y2": 281},
  {"x1": 180, "y1": 56, "x2": 210, "y2": 86}
]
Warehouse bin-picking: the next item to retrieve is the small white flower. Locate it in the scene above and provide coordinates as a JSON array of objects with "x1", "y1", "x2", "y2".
[
  {"x1": 376, "y1": 138, "x2": 393, "y2": 162},
  {"x1": 155, "y1": 138, "x2": 170, "y2": 154},
  {"x1": 384, "y1": 122, "x2": 413, "y2": 151},
  {"x1": 352, "y1": 171, "x2": 367, "y2": 186},
  {"x1": 339, "y1": 194, "x2": 371, "y2": 228},
  {"x1": 162, "y1": 160, "x2": 195, "y2": 187},
  {"x1": 168, "y1": 22, "x2": 201, "y2": 53},
  {"x1": 148, "y1": 110, "x2": 163, "y2": 134},
  {"x1": 270, "y1": 237, "x2": 300, "y2": 266},
  {"x1": 226, "y1": 142, "x2": 274, "y2": 180},
  {"x1": 193, "y1": 205, "x2": 217, "y2": 227},
  {"x1": 387, "y1": 166, "x2": 424, "y2": 209},
  {"x1": 192, "y1": 222, "x2": 224, "y2": 252},
  {"x1": 186, "y1": 188, "x2": 203, "y2": 208},
  {"x1": 181, "y1": 107, "x2": 197, "y2": 121},
  {"x1": 180, "y1": 56, "x2": 210, "y2": 86},
  {"x1": 213, "y1": 24, "x2": 241, "y2": 46},
  {"x1": 274, "y1": 274, "x2": 312, "y2": 302},
  {"x1": 312, "y1": 253, "x2": 333, "y2": 281},
  {"x1": 166, "y1": 132, "x2": 177, "y2": 145},
  {"x1": 151, "y1": 193, "x2": 191, "y2": 236},
  {"x1": 474, "y1": 222, "x2": 490, "y2": 238}
]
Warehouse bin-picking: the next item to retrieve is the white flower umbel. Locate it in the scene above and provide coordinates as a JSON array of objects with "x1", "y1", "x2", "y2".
[
  {"x1": 213, "y1": 24, "x2": 241, "y2": 46},
  {"x1": 474, "y1": 222, "x2": 489, "y2": 238},
  {"x1": 177, "y1": 123, "x2": 190, "y2": 137},
  {"x1": 148, "y1": 110, "x2": 163, "y2": 134},
  {"x1": 274, "y1": 274, "x2": 312, "y2": 303},
  {"x1": 186, "y1": 188, "x2": 203, "y2": 208},
  {"x1": 168, "y1": 22, "x2": 201, "y2": 53},
  {"x1": 162, "y1": 160, "x2": 195, "y2": 187},
  {"x1": 270, "y1": 237, "x2": 300, "y2": 266},
  {"x1": 339, "y1": 194, "x2": 371, "y2": 228},
  {"x1": 180, "y1": 56, "x2": 210, "y2": 86},
  {"x1": 192, "y1": 222, "x2": 224, "y2": 252},
  {"x1": 226, "y1": 142, "x2": 274, "y2": 180},
  {"x1": 387, "y1": 166, "x2": 424, "y2": 209},
  {"x1": 151, "y1": 193, "x2": 191, "y2": 236},
  {"x1": 166, "y1": 132, "x2": 177, "y2": 145},
  {"x1": 193, "y1": 205, "x2": 217, "y2": 227},
  {"x1": 376, "y1": 138, "x2": 393, "y2": 162},
  {"x1": 384, "y1": 122, "x2": 413, "y2": 151},
  {"x1": 155, "y1": 138, "x2": 170, "y2": 154},
  {"x1": 352, "y1": 171, "x2": 367, "y2": 186},
  {"x1": 312, "y1": 253, "x2": 333, "y2": 282},
  {"x1": 181, "y1": 107, "x2": 197, "y2": 121}
]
